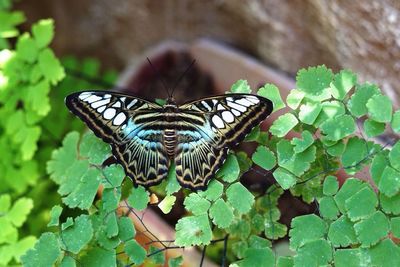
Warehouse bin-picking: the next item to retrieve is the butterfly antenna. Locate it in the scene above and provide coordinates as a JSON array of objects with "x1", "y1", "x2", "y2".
[
  {"x1": 170, "y1": 59, "x2": 196, "y2": 97},
  {"x1": 146, "y1": 57, "x2": 171, "y2": 98}
]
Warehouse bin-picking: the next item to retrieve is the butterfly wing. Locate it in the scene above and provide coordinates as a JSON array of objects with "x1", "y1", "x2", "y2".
[
  {"x1": 175, "y1": 94, "x2": 273, "y2": 190},
  {"x1": 65, "y1": 91, "x2": 169, "y2": 187}
]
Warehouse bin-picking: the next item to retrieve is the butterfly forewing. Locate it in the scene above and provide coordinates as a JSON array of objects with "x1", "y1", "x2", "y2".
[
  {"x1": 175, "y1": 94, "x2": 273, "y2": 190},
  {"x1": 65, "y1": 91, "x2": 170, "y2": 187}
]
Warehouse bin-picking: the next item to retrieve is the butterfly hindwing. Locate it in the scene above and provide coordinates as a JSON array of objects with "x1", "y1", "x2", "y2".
[
  {"x1": 175, "y1": 94, "x2": 273, "y2": 190},
  {"x1": 65, "y1": 91, "x2": 170, "y2": 187}
]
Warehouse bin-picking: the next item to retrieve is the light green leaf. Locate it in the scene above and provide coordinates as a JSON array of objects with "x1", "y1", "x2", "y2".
[
  {"x1": 276, "y1": 256, "x2": 294, "y2": 267},
  {"x1": 7, "y1": 197, "x2": 33, "y2": 227},
  {"x1": 239, "y1": 247, "x2": 275, "y2": 267},
  {"x1": 0, "y1": 194, "x2": 11, "y2": 213},
  {"x1": 330, "y1": 69, "x2": 357, "y2": 100},
  {"x1": 326, "y1": 140, "x2": 345, "y2": 156},
  {"x1": 366, "y1": 94, "x2": 392, "y2": 123},
  {"x1": 320, "y1": 114, "x2": 355, "y2": 141},
  {"x1": 175, "y1": 214, "x2": 212, "y2": 246},
  {"x1": 148, "y1": 246, "x2": 165, "y2": 265},
  {"x1": 102, "y1": 188, "x2": 120, "y2": 212},
  {"x1": 273, "y1": 167, "x2": 297, "y2": 190},
  {"x1": 328, "y1": 215, "x2": 357, "y2": 247},
  {"x1": 389, "y1": 141, "x2": 400, "y2": 170},
  {"x1": 364, "y1": 119, "x2": 385, "y2": 137},
  {"x1": 198, "y1": 180, "x2": 223, "y2": 202},
  {"x1": 296, "y1": 65, "x2": 333, "y2": 96},
  {"x1": 369, "y1": 239, "x2": 400, "y2": 267},
  {"x1": 184, "y1": 193, "x2": 210, "y2": 215},
  {"x1": 380, "y1": 193, "x2": 400, "y2": 215},
  {"x1": 209, "y1": 199, "x2": 233, "y2": 229},
  {"x1": 334, "y1": 248, "x2": 365, "y2": 267},
  {"x1": 269, "y1": 113, "x2": 298, "y2": 137},
  {"x1": 293, "y1": 239, "x2": 332, "y2": 267},
  {"x1": 257, "y1": 83, "x2": 284, "y2": 112},
  {"x1": 345, "y1": 186, "x2": 377, "y2": 221},
  {"x1": 348, "y1": 83, "x2": 380, "y2": 117},
  {"x1": 16, "y1": 33, "x2": 38, "y2": 63},
  {"x1": 231, "y1": 79, "x2": 251, "y2": 93},
  {"x1": 125, "y1": 239, "x2": 146, "y2": 265},
  {"x1": 298, "y1": 101, "x2": 322, "y2": 125},
  {"x1": 168, "y1": 256, "x2": 183, "y2": 267},
  {"x1": 165, "y1": 162, "x2": 181, "y2": 195},
  {"x1": 289, "y1": 214, "x2": 327, "y2": 249},
  {"x1": 391, "y1": 110, "x2": 400, "y2": 133},
  {"x1": 38, "y1": 48, "x2": 65, "y2": 85},
  {"x1": 319, "y1": 196, "x2": 339, "y2": 220},
  {"x1": 60, "y1": 256, "x2": 76, "y2": 267},
  {"x1": 323, "y1": 175, "x2": 339, "y2": 196},
  {"x1": 217, "y1": 154, "x2": 240, "y2": 182},
  {"x1": 226, "y1": 182, "x2": 254, "y2": 214},
  {"x1": 118, "y1": 216, "x2": 135, "y2": 242},
  {"x1": 47, "y1": 205, "x2": 62, "y2": 227},
  {"x1": 291, "y1": 130, "x2": 314, "y2": 153},
  {"x1": 79, "y1": 132, "x2": 111, "y2": 165},
  {"x1": 248, "y1": 235, "x2": 271, "y2": 249},
  {"x1": 314, "y1": 100, "x2": 346, "y2": 127},
  {"x1": 61, "y1": 215, "x2": 93, "y2": 254},
  {"x1": 354, "y1": 211, "x2": 389, "y2": 247},
  {"x1": 32, "y1": 19, "x2": 54, "y2": 48},
  {"x1": 277, "y1": 140, "x2": 316, "y2": 176},
  {"x1": 252, "y1": 145, "x2": 276, "y2": 170},
  {"x1": 370, "y1": 152, "x2": 388, "y2": 185},
  {"x1": 158, "y1": 195, "x2": 176, "y2": 214},
  {"x1": 21, "y1": 232, "x2": 61, "y2": 267},
  {"x1": 265, "y1": 221, "x2": 287, "y2": 240},
  {"x1": 127, "y1": 186, "x2": 149, "y2": 211},
  {"x1": 334, "y1": 178, "x2": 367, "y2": 214},
  {"x1": 391, "y1": 217, "x2": 400, "y2": 239},
  {"x1": 379, "y1": 166, "x2": 400, "y2": 197},
  {"x1": 286, "y1": 89, "x2": 305, "y2": 110}
]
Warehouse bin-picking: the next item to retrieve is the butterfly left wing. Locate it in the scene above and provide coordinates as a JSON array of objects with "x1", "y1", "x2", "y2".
[
  {"x1": 65, "y1": 91, "x2": 170, "y2": 188},
  {"x1": 175, "y1": 94, "x2": 273, "y2": 190}
]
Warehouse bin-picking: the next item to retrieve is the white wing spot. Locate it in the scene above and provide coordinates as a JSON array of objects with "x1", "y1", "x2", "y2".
[
  {"x1": 212, "y1": 99, "x2": 218, "y2": 105},
  {"x1": 217, "y1": 104, "x2": 225, "y2": 111},
  {"x1": 246, "y1": 95, "x2": 260, "y2": 104},
  {"x1": 127, "y1": 99, "x2": 138, "y2": 109},
  {"x1": 120, "y1": 97, "x2": 126, "y2": 103},
  {"x1": 236, "y1": 98, "x2": 254, "y2": 107},
  {"x1": 112, "y1": 101, "x2": 121, "y2": 108},
  {"x1": 231, "y1": 109, "x2": 241, "y2": 116},
  {"x1": 113, "y1": 112, "x2": 126, "y2": 125},
  {"x1": 227, "y1": 97, "x2": 234, "y2": 102},
  {"x1": 91, "y1": 98, "x2": 110, "y2": 108},
  {"x1": 97, "y1": 106, "x2": 106, "y2": 113},
  {"x1": 212, "y1": 115, "x2": 225, "y2": 129},
  {"x1": 227, "y1": 101, "x2": 247, "y2": 112},
  {"x1": 85, "y1": 95, "x2": 102, "y2": 103},
  {"x1": 79, "y1": 92, "x2": 91, "y2": 100},
  {"x1": 103, "y1": 108, "x2": 116, "y2": 119},
  {"x1": 121, "y1": 124, "x2": 126, "y2": 130},
  {"x1": 222, "y1": 111, "x2": 234, "y2": 123},
  {"x1": 201, "y1": 100, "x2": 211, "y2": 111},
  {"x1": 104, "y1": 94, "x2": 111, "y2": 99}
]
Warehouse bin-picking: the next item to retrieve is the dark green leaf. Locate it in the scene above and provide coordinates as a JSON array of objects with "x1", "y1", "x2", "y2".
[
  {"x1": 79, "y1": 132, "x2": 111, "y2": 165},
  {"x1": 328, "y1": 215, "x2": 357, "y2": 247},
  {"x1": 354, "y1": 211, "x2": 389, "y2": 247},
  {"x1": 61, "y1": 215, "x2": 93, "y2": 254},
  {"x1": 118, "y1": 216, "x2": 135, "y2": 242}
]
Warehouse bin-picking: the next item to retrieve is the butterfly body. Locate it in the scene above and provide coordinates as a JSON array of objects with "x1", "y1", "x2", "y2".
[{"x1": 66, "y1": 90, "x2": 273, "y2": 191}]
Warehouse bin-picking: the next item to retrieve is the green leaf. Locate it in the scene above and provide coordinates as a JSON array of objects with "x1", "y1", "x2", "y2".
[
  {"x1": 21, "y1": 232, "x2": 61, "y2": 267},
  {"x1": 348, "y1": 83, "x2": 380, "y2": 117},
  {"x1": 26, "y1": 80, "x2": 51, "y2": 116},
  {"x1": 102, "y1": 188, "x2": 120, "y2": 212},
  {"x1": 158, "y1": 195, "x2": 176, "y2": 214},
  {"x1": 296, "y1": 65, "x2": 333, "y2": 96},
  {"x1": 231, "y1": 79, "x2": 251, "y2": 93},
  {"x1": 61, "y1": 215, "x2": 93, "y2": 254},
  {"x1": 298, "y1": 101, "x2": 322, "y2": 125},
  {"x1": 229, "y1": 220, "x2": 251, "y2": 239},
  {"x1": 104, "y1": 212, "x2": 118, "y2": 238},
  {"x1": 277, "y1": 140, "x2": 316, "y2": 176},
  {"x1": 148, "y1": 246, "x2": 165, "y2": 265},
  {"x1": 334, "y1": 248, "x2": 365, "y2": 267},
  {"x1": 328, "y1": 215, "x2": 357, "y2": 247},
  {"x1": 286, "y1": 89, "x2": 305, "y2": 110},
  {"x1": 334, "y1": 178, "x2": 367, "y2": 214},
  {"x1": 38, "y1": 48, "x2": 65, "y2": 85},
  {"x1": 389, "y1": 141, "x2": 400, "y2": 171},
  {"x1": 175, "y1": 214, "x2": 212, "y2": 246},
  {"x1": 391, "y1": 217, "x2": 400, "y2": 239},
  {"x1": 289, "y1": 214, "x2": 327, "y2": 249},
  {"x1": 16, "y1": 33, "x2": 38, "y2": 63},
  {"x1": 47, "y1": 205, "x2": 62, "y2": 227},
  {"x1": 293, "y1": 239, "x2": 332, "y2": 267},
  {"x1": 319, "y1": 196, "x2": 339, "y2": 220},
  {"x1": 257, "y1": 83, "x2": 284, "y2": 112},
  {"x1": 269, "y1": 113, "x2": 298, "y2": 137},
  {"x1": 102, "y1": 164, "x2": 125, "y2": 188},
  {"x1": 276, "y1": 256, "x2": 294, "y2": 267},
  {"x1": 127, "y1": 186, "x2": 149, "y2": 211},
  {"x1": 354, "y1": 211, "x2": 389, "y2": 247},
  {"x1": 0, "y1": 194, "x2": 10, "y2": 213},
  {"x1": 248, "y1": 235, "x2": 271, "y2": 249},
  {"x1": 226, "y1": 182, "x2": 254, "y2": 214},
  {"x1": 366, "y1": 94, "x2": 392, "y2": 123},
  {"x1": 345, "y1": 186, "x2": 377, "y2": 221},
  {"x1": 323, "y1": 175, "x2": 339, "y2": 196},
  {"x1": 118, "y1": 216, "x2": 135, "y2": 242},
  {"x1": 236, "y1": 151, "x2": 253, "y2": 173},
  {"x1": 239, "y1": 247, "x2": 275, "y2": 267},
  {"x1": 273, "y1": 167, "x2": 297, "y2": 190},
  {"x1": 370, "y1": 152, "x2": 388, "y2": 185},
  {"x1": 7, "y1": 197, "x2": 33, "y2": 227},
  {"x1": 244, "y1": 125, "x2": 260, "y2": 142},
  {"x1": 79, "y1": 132, "x2": 111, "y2": 165},
  {"x1": 291, "y1": 130, "x2": 314, "y2": 153},
  {"x1": 252, "y1": 145, "x2": 276, "y2": 170},
  {"x1": 183, "y1": 193, "x2": 210, "y2": 215},
  {"x1": 232, "y1": 240, "x2": 248, "y2": 259},
  {"x1": 320, "y1": 114, "x2": 355, "y2": 141},
  {"x1": 32, "y1": 19, "x2": 54, "y2": 48},
  {"x1": 326, "y1": 140, "x2": 345, "y2": 156},
  {"x1": 217, "y1": 154, "x2": 240, "y2": 182},
  {"x1": 369, "y1": 239, "x2": 400, "y2": 267},
  {"x1": 60, "y1": 256, "x2": 75, "y2": 267},
  {"x1": 165, "y1": 162, "x2": 181, "y2": 195},
  {"x1": 198, "y1": 180, "x2": 223, "y2": 202},
  {"x1": 364, "y1": 119, "x2": 385, "y2": 137},
  {"x1": 314, "y1": 100, "x2": 346, "y2": 127},
  {"x1": 168, "y1": 256, "x2": 183, "y2": 267},
  {"x1": 125, "y1": 239, "x2": 146, "y2": 265},
  {"x1": 209, "y1": 199, "x2": 234, "y2": 229},
  {"x1": 330, "y1": 69, "x2": 357, "y2": 100},
  {"x1": 265, "y1": 221, "x2": 287, "y2": 240},
  {"x1": 379, "y1": 166, "x2": 400, "y2": 197},
  {"x1": 81, "y1": 247, "x2": 116, "y2": 267},
  {"x1": 380, "y1": 193, "x2": 400, "y2": 215},
  {"x1": 391, "y1": 110, "x2": 400, "y2": 133}
]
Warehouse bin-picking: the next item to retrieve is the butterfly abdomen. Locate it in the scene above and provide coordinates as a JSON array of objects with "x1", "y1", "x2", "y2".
[{"x1": 164, "y1": 128, "x2": 176, "y2": 158}]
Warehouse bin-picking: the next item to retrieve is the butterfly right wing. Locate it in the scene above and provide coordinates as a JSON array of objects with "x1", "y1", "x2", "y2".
[{"x1": 65, "y1": 91, "x2": 169, "y2": 188}]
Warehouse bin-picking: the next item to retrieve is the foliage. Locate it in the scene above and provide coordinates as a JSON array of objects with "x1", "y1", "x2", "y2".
[{"x1": 13, "y1": 27, "x2": 399, "y2": 267}]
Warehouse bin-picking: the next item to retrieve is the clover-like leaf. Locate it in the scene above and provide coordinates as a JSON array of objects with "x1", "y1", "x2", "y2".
[
  {"x1": 348, "y1": 83, "x2": 380, "y2": 117},
  {"x1": 217, "y1": 154, "x2": 240, "y2": 182},
  {"x1": 124, "y1": 239, "x2": 146, "y2": 265},
  {"x1": 286, "y1": 89, "x2": 305, "y2": 110},
  {"x1": 320, "y1": 114, "x2": 355, "y2": 141},
  {"x1": 291, "y1": 130, "x2": 314, "y2": 153},
  {"x1": 257, "y1": 83, "x2": 284, "y2": 112},
  {"x1": 21, "y1": 233, "x2": 61, "y2": 267},
  {"x1": 269, "y1": 113, "x2": 298, "y2": 137},
  {"x1": 226, "y1": 182, "x2": 254, "y2": 214},
  {"x1": 38, "y1": 48, "x2": 65, "y2": 85},
  {"x1": 289, "y1": 214, "x2": 327, "y2": 250},
  {"x1": 231, "y1": 79, "x2": 251, "y2": 93},
  {"x1": 127, "y1": 186, "x2": 149, "y2": 211},
  {"x1": 366, "y1": 94, "x2": 392, "y2": 123},
  {"x1": 209, "y1": 199, "x2": 234, "y2": 229},
  {"x1": 183, "y1": 193, "x2": 210, "y2": 215},
  {"x1": 330, "y1": 69, "x2": 356, "y2": 100},
  {"x1": 296, "y1": 65, "x2": 333, "y2": 96},
  {"x1": 252, "y1": 145, "x2": 276, "y2": 170},
  {"x1": 175, "y1": 214, "x2": 212, "y2": 246}
]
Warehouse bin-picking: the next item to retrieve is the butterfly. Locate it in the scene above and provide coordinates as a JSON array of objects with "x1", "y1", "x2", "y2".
[{"x1": 65, "y1": 90, "x2": 273, "y2": 191}]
